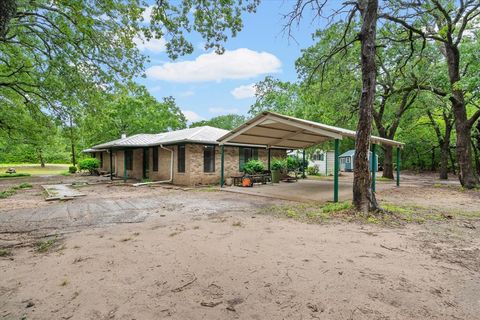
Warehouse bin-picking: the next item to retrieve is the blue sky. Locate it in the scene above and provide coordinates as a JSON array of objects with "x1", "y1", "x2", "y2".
[{"x1": 136, "y1": 1, "x2": 328, "y2": 123}]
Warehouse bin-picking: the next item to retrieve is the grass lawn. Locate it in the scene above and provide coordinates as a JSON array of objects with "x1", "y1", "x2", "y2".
[{"x1": 0, "y1": 163, "x2": 70, "y2": 176}]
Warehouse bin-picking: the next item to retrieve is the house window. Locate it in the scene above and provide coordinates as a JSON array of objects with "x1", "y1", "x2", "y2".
[
  {"x1": 203, "y1": 145, "x2": 215, "y2": 172},
  {"x1": 319, "y1": 153, "x2": 324, "y2": 161},
  {"x1": 346, "y1": 157, "x2": 351, "y2": 163},
  {"x1": 125, "y1": 150, "x2": 133, "y2": 170},
  {"x1": 340, "y1": 158, "x2": 345, "y2": 164},
  {"x1": 178, "y1": 145, "x2": 185, "y2": 173},
  {"x1": 239, "y1": 147, "x2": 258, "y2": 171},
  {"x1": 152, "y1": 147, "x2": 158, "y2": 172}
]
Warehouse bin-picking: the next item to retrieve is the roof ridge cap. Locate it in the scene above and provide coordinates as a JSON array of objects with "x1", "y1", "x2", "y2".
[{"x1": 188, "y1": 126, "x2": 206, "y2": 139}]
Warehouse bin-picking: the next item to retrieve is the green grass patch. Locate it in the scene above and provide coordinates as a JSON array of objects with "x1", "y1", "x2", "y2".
[
  {"x1": 0, "y1": 164, "x2": 70, "y2": 176},
  {"x1": 0, "y1": 182, "x2": 34, "y2": 199},
  {"x1": 258, "y1": 200, "x2": 470, "y2": 226},
  {"x1": 13, "y1": 182, "x2": 33, "y2": 189},
  {"x1": 322, "y1": 201, "x2": 352, "y2": 213},
  {"x1": 0, "y1": 173, "x2": 31, "y2": 179},
  {"x1": 0, "y1": 248, "x2": 12, "y2": 257},
  {"x1": 377, "y1": 176, "x2": 394, "y2": 182},
  {"x1": 35, "y1": 237, "x2": 59, "y2": 253},
  {"x1": 0, "y1": 189, "x2": 16, "y2": 199},
  {"x1": 259, "y1": 201, "x2": 353, "y2": 223}
]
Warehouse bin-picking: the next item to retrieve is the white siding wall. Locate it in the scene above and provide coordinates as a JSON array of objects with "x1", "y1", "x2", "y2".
[{"x1": 308, "y1": 150, "x2": 335, "y2": 176}]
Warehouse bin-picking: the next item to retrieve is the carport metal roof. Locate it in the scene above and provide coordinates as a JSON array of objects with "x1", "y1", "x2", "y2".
[{"x1": 217, "y1": 111, "x2": 404, "y2": 148}]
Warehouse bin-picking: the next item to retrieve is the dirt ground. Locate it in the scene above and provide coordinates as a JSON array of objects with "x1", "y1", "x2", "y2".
[{"x1": 0, "y1": 173, "x2": 479, "y2": 320}]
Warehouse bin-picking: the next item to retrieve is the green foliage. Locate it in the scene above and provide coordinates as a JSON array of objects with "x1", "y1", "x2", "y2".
[
  {"x1": 306, "y1": 166, "x2": 319, "y2": 175},
  {"x1": 243, "y1": 159, "x2": 265, "y2": 174},
  {"x1": 286, "y1": 156, "x2": 304, "y2": 171},
  {"x1": 80, "y1": 84, "x2": 187, "y2": 146},
  {"x1": 68, "y1": 166, "x2": 77, "y2": 174},
  {"x1": 271, "y1": 158, "x2": 287, "y2": 171},
  {"x1": 190, "y1": 114, "x2": 247, "y2": 130},
  {"x1": 78, "y1": 158, "x2": 100, "y2": 174}
]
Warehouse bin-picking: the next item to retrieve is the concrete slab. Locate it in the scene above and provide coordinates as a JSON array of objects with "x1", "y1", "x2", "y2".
[
  {"x1": 221, "y1": 177, "x2": 398, "y2": 203},
  {"x1": 41, "y1": 184, "x2": 86, "y2": 200}
]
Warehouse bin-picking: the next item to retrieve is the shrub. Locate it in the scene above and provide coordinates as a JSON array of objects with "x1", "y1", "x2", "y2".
[
  {"x1": 286, "y1": 156, "x2": 303, "y2": 171},
  {"x1": 307, "y1": 166, "x2": 319, "y2": 175},
  {"x1": 243, "y1": 159, "x2": 265, "y2": 174},
  {"x1": 68, "y1": 166, "x2": 77, "y2": 174},
  {"x1": 271, "y1": 158, "x2": 287, "y2": 171},
  {"x1": 78, "y1": 158, "x2": 100, "y2": 175}
]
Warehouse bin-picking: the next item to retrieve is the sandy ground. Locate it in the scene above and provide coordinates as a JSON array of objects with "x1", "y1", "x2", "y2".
[{"x1": 1, "y1": 173, "x2": 480, "y2": 320}]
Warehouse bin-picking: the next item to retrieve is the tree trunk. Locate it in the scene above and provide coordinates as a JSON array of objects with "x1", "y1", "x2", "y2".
[
  {"x1": 353, "y1": 0, "x2": 379, "y2": 212},
  {"x1": 475, "y1": 120, "x2": 480, "y2": 175},
  {"x1": 69, "y1": 117, "x2": 76, "y2": 166},
  {"x1": 382, "y1": 145, "x2": 394, "y2": 179},
  {"x1": 439, "y1": 141, "x2": 449, "y2": 179},
  {"x1": 445, "y1": 43, "x2": 479, "y2": 188},
  {"x1": 449, "y1": 147, "x2": 456, "y2": 175},
  {"x1": 39, "y1": 150, "x2": 45, "y2": 168},
  {"x1": 71, "y1": 143, "x2": 76, "y2": 166}
]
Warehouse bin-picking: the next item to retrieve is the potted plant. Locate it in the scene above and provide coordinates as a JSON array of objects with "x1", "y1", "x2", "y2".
[
  {"x1": 270, "y1": 158, "x2": 286, "y2": 183},
  {"x1": 242, "y1": 160, "x2": 265, "y2": 186}
]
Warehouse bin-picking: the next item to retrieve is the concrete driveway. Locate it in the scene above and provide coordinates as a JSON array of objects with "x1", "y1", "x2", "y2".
[{"x1": 222, "y1": 174, "x2": 399, "y2": 202}]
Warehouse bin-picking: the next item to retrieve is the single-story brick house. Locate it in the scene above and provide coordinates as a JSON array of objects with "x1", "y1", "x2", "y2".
[{"x1": 83, "y1": 126, "x2": 287, "y2": 186}]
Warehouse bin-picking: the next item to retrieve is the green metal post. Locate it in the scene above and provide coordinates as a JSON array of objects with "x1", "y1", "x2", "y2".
[
  {"x1": 123, "y1": 149, "x2": 127, "y2": 182},
  {"x1": 302, "y1": 149, "x2": 306, "y2": 178},
  {"x1": 396, "y1": 147, "x2": 400, "y2": 186},
  {"x1": 220, "y1": 145, "x2": 225, "y2": 187},
  {"x1": 371, "y1": 144, "x2": 377, "y2": 192},
  {"x1": 267, "y1": 148, "x2": 271, "y2": 171},
  {"x1": 334, "y1": 139, "x2": 340, "y2": 202},
  {"x1": 109, "y1": 148, "x2": 113, "y2": 181}
]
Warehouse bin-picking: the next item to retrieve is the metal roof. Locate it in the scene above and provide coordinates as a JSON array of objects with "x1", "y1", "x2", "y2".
[
  {"x1": 91, "y1": 126, "x2": 230, "y2": 149},
  {"x1": 339, "y1": 150, "x2": 377, "y2": 158},
  {"x1": 217, "y1": 111, "x2": 404, "y2": 149}
]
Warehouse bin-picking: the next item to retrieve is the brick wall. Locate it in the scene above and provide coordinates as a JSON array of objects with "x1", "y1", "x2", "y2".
[{"x1": 110, "y1": 144, "x2": 287, "y2": 185}]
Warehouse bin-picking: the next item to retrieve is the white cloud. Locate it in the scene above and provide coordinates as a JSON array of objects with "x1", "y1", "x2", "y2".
[
  {"x1": 231, "y1": 83, "x2": 257, "y2": 99},
  {"x1": 180, "y1": 90, "x2": 195, "y2": 97},
  {"x1": 145, "y1": 48, "x2": 281, "y2": 83},
  {"x1": 133, "y1": 35, "x2": 166, "y2": 53},
  {"x1": 142, "y1": 6, "x2": 154, "y2": 23},
  {"x1": 182, "y1": 110, "x2": 204, "y2": 122},
  {"x1": 208, "y1": 107, "x2": 240, "y2": 114}
]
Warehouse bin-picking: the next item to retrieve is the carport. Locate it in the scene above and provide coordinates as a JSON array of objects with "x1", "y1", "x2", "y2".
[{"x1": 217, "y1": 111, "x2": 404, "y2": 202}]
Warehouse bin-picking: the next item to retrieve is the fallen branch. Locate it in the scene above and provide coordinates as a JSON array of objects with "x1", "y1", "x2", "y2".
[
  {"x1": 171, "y1": 275, "x2": 197, "y2": 292},
  {"x1": 380, "y1": 244, "x2": 405, "y2": 252}
]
